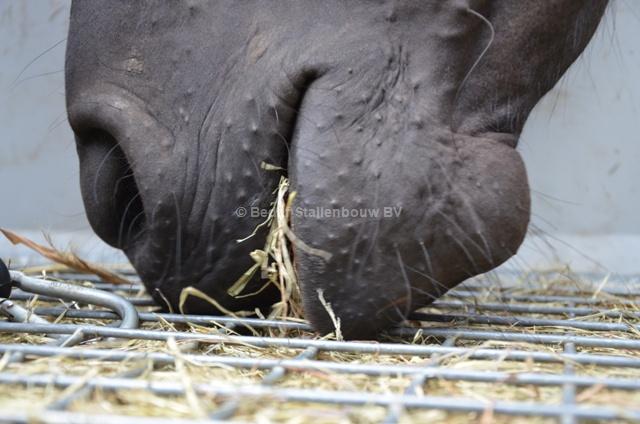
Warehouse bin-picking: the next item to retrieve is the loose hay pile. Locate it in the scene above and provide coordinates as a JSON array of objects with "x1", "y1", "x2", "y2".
[{"x1": 0, "y1": 267, "x2": 639, "y2": 423}]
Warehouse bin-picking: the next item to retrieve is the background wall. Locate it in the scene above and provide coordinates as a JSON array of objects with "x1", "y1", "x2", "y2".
[
  {"x1": 1, "y1": 1, "x2": 639, "y2": 272},
  {"x1": 513, "y1": 0, "x2": 640, "y2": 273}
]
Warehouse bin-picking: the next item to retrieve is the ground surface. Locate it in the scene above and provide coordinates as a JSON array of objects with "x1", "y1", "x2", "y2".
[{"x1": 0, "y1": 269, "x2": 639, "y2": 423}]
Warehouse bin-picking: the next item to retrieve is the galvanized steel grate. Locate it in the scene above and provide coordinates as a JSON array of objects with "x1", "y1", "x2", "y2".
[{"x1": 0, "y1": 269, "x2": 639, "y2": 423}]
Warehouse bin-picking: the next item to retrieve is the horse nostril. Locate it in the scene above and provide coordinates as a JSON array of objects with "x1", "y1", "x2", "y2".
[{"x1": 76, "y1": 128, "x2": 146, "y2": 249}]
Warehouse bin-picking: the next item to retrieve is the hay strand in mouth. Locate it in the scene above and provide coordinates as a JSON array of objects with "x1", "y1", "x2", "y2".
[
  {"x1": 264, "y1": 177, "x2": 304, "y2": 320},
  {"x1": 228, "y1": 176, "x2": 331, "y2": 322}
]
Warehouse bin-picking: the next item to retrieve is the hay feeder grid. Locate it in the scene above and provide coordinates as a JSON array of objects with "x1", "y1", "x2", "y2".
[{"x1": 0, "y1": 267, "x2": 639, "y2": 423}]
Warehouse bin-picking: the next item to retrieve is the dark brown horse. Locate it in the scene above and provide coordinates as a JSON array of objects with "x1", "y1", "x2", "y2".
[{"x1": 65, "y1": 0, "x2": 609, "y2": 339}]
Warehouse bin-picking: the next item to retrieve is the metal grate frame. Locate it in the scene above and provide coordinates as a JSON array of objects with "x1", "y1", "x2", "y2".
[{"x1": 0, "y1": 270, "x2": 639, "y2": 423}]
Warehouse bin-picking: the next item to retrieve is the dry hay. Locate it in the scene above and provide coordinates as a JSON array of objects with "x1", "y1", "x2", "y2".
[{"x1": 0, "y1": 269, "x2": 639, "y2": 423}]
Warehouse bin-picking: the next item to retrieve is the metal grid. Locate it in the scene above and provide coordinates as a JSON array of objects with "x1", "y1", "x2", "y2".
[{"x1": 0, "y1": 269, "x2": 639, "y2": 423}]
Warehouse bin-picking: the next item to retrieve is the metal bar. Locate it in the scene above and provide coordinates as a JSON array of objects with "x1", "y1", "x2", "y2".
[
  {"x1": 430, "y1": 301, "x2": 640, "y2": 319},
  {"x1": 1, "y1": 344, "x2": 639, "y2": 390},
  {"x1": 0, "y1": 372, "x2": 638, "y2": 420},
  {"x1": 3, "y1": 322, "x2": 640, "y2": 355},
  {"x1": 1, "y1": 340, "x2": 637, "y2": 370},
  {"x1": 27, "y1": 307, "x2": 640, "y2": 334},
  {"x1": 29, "y1": 308, "x2": 310, "y2": 331},
  {"x1": 0, "y1": 300, "x2": 66, "y2": 345},
  {"x1": 448, "y1": 291, "x2": 639, "y2": 306},
  {"x1": 9, "y1": 272, "x2": 139, "y2": 329},
  {"x1": 9, "y1": 290, "x2": 156, "y2": 307},
  {"x1": 410, "y1": 311, "x2": 640, "y2": 332},
  {"x1": 393, "y1": 327, "x2": 640, "y2": 349}
]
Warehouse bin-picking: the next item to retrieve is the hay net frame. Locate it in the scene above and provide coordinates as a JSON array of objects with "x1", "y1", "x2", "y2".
[{"x1": 0, "y1": 268, "x2": 639, "y2": 423}]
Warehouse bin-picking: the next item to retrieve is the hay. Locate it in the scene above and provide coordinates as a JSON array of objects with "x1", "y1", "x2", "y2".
[
  {"x1": 183, "y1": 176, "x2": 330, "y2": 328},
  {"x1": 0, "y1": 228, "x2": 131, "y2": 284},
  {"x1": 229, "y1": 176, "x2": 307, "y2": 321},
  {"x1": 1, "y1": 270, "x2": 639, "y2": 422}
]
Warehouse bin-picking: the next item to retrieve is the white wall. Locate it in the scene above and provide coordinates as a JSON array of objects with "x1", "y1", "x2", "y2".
[
  {"x1": 522, "y1": 1, "x2": 640, "y2": 235},
  {"x1": 0, "y1": 1, "x2": 639, "y2": 272},
  {"x1": 0, "y1": 1, "x2": 82, "y2": 230},
  {"x1": 0, "y1": 1, "x2": 122, "y2": 265},
  {"x1": 513, "y1": 1, "x2": 640, "y2": 273}
]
